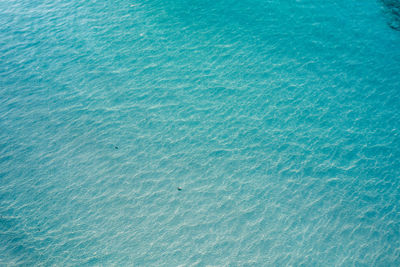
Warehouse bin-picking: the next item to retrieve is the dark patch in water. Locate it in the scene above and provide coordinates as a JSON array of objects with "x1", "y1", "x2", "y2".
[
  {"x1": 208, "y1": 149, "x2": 231, "y2": 158},
  {"x1": 380, "y1": 0, "x2": 400, "y2": 30}
]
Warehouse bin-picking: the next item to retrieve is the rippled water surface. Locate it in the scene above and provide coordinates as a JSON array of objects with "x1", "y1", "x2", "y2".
[{"x1": 1, "y1": 0, "x2": 400, "y2": 265}]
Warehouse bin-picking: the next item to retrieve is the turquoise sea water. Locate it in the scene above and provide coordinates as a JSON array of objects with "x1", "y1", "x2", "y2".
[{"x1": 1, "y1": 0, "x2": 400, "y2": 265}]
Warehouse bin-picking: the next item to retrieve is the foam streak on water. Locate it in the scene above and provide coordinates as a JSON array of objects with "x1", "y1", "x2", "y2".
[{"x1": 1, "y1": 0, "x2": 400, "y2": 265}]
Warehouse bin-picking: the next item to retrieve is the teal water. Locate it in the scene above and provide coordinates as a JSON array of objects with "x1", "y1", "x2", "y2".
[{"x1": 1, "y1": 0, "x2": 400, "y2": 265}]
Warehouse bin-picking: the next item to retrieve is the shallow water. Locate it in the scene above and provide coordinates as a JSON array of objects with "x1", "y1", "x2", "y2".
[{"x1": 1, "y1": 0, "x2": 400, "y2": 265}]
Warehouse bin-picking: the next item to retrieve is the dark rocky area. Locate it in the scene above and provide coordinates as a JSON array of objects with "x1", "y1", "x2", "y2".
[{"x1": 381, "y1": 0, "x2": 400, "y2": 30}]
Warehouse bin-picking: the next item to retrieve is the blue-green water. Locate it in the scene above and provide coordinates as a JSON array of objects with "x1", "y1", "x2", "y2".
[{"x1": 1, "y1": 0, "x2": 400, "y2": 265}]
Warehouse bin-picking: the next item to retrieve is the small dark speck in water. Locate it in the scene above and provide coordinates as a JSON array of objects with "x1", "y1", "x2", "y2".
[
  {"x1": 115, "y1": 146, "x2": 119, "y2": 149},
  {"x1": 177, "y1": 187, "x2": 182, "y2": 191}
]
